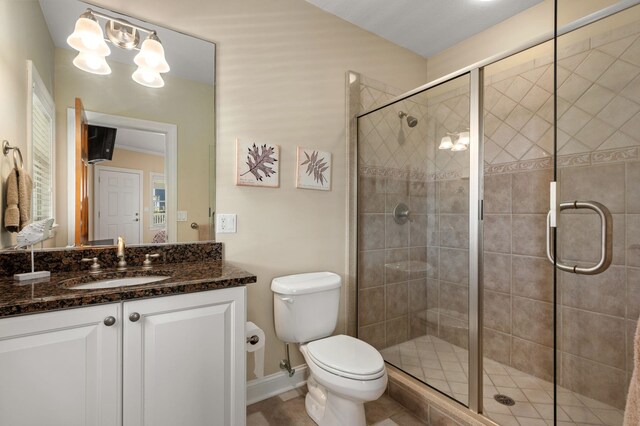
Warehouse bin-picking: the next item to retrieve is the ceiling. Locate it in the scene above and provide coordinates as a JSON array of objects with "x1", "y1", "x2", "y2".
[
  {"x1": 114, "y1": 127, "x2": 166, "y2": 156},
  {"x1": 305, "y1": 0, "x2": 545, "y2": 58},
  {"x1": 39, "y1": 0, "x2": 215, "y2": 85}
]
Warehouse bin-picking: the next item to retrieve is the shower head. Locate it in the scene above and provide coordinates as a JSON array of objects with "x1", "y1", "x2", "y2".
[{"x1": 398, "y1": 111, "x2": 418, "y2": 128}]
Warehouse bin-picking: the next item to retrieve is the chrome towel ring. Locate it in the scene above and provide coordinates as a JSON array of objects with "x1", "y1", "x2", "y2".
[{"x1": 2, "y1": 140, "x2": 24, "y2": 170}]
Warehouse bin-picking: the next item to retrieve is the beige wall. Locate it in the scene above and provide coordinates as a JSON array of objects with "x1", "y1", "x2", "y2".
[
  {"x1": 90, "y1": 0, "x2": 429, "y2": 377},
  {"x1": 0, "y1": 1, "x2": 54, "y2": 247},
  {"x1": 93, "y1": 148, "x2": 165, "y2": 244},
  {"x1": 54, "y1": 47, "x2": 213, "y2": 246},
  {"x1": 426, "y1": 0, "x2": 627, "y2": 81}
]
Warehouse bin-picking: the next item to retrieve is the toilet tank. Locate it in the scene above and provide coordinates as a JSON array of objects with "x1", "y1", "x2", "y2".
[{"x1": 271, "y1": 272, "x2": 341, "y2": 343}]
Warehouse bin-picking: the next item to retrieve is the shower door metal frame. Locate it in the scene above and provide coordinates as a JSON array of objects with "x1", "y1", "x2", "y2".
[
  {"x1": 355, "y1": 0, "x2": 640, "y2": 417},
  {"x1": 468, "y1": 68, "x2": 484, "y2": 413}
]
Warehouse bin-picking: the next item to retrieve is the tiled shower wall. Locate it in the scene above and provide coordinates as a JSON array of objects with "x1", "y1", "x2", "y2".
[
  {"x1": 357, "y1": 17, "x2": 640, "y2": 410},
  {"x1": 479, "y1": 19, "x2": 640, "y2": 409},
  {"x1": 357, "y1": 72, "x2": 474, "y2": 351},
  {"x1": 482, "y1": 162, "x2": 638, "y2": 411},
  {"x1": 357, "y1": 76, "x2": 435, "y2": 349}
]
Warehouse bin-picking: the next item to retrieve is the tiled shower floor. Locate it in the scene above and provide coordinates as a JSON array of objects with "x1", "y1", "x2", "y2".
[{"x1": 380, "y1": 335, "x2": 624, "y2": 426}]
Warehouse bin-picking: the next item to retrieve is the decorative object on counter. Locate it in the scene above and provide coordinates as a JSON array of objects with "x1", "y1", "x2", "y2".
[
  {"x1": 236, "y1": 139, "x2": 279, "y2": 188},
  {"x1": 16, "y1": 218, "x2": 54, "y2": 249},
  {"x1": 14, "y1": 218, "x2": 55, "y2": 282},
  {"x1": 296, "y1": 147, "x2": 332, "y2": 190},
  {"x1": 3, "y1": 141, "x2": 32, "y2": 232}
]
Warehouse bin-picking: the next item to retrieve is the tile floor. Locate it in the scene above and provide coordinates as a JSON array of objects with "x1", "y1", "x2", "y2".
[
  {"x1": 380, "y1": 335, "x2": 625, "y2": 426},
  {"x1": 247, "y1": 386, "x2": 426, "y2": 426}
]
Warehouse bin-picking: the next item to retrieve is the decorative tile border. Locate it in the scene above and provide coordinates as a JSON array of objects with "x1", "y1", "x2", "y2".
[
  {"x1": 359, "y1": 165, "x2": 431, "y2": 182},
  {"x1": 592, "y1": 146, "x2": 638, "y2": 164},
  {"x1": 484, "y1": 156, "x2": 553, "y2": 176},
  {"x1": 360, "y1": 146, "x2": 640, "y2": 182}
]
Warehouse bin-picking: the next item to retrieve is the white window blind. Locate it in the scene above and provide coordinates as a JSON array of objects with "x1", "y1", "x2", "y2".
[{"x1": 29, "y1": 62, "x2": 55, "y2": 221}]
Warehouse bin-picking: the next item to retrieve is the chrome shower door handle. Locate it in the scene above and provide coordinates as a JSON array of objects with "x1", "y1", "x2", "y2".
[{"x1": 546, "y1": 200, "x2": 613, "y2": 275}]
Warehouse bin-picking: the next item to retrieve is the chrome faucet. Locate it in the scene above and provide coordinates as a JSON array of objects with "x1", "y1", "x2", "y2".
[{"x1": 116, "y1": 236, "x2": 127, "y2": 271}]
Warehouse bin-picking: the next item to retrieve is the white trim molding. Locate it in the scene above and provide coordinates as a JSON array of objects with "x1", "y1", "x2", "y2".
[{"x1": 246, "y1": 364, "x2": 308, "y2": 405}]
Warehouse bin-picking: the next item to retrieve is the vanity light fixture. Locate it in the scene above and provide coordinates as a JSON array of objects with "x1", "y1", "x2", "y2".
[
  {"x1": 451, "y1": 141, "x2": 468, "y2": 151},
  {"x1": 439, "y1": 130, "x2": 470, "y2": 152},
  {"x1": 132, "y1": 66, "x2": 165, "y2": 88},
  {"x1": 66, "y1": 11, "x2": 111, "y2": 56},
  {"x1": 67, "y1": 9, "x2": 170, "y2": 88},
  {"x1": 72, "y1": 51, "x2": 112, "y2": 75},
  {"x1": 439, "y1": 135, "x2": 454, "y2": 150},
  {"x1": 457, "y1": 131, "x2": 470, "y2": 146}
]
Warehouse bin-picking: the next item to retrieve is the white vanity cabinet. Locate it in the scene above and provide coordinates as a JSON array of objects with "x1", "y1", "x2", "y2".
[
  {"x1": 0, "y1": 303, "x2": 122, "y2": 426},
  {"x1": 0, "y1": 286, "x2": 246, "y2": 426},
  {"x1": 123, "y1": 287, "x2": 246, "y2": 426}
]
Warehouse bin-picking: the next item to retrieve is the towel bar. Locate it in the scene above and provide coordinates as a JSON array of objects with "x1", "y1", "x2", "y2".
[{"x1": 2, "y1": 140, "x2": 24, "y2": 169}]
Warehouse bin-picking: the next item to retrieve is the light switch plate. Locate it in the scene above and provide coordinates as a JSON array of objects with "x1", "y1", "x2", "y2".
[
  {"x1": 216, "y1": 214, "x2": 237, "y2": 234},
  {"x1": 177, "y1": 211, "x2": 188, "y2": 222}
]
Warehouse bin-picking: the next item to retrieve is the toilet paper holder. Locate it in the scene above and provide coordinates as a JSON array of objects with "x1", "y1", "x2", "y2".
[{"x1": 247, "y1": 335, "x2": 260, "y2": 345}]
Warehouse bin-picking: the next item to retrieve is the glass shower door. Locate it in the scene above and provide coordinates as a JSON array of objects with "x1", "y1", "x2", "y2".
[
  {"x1": 481, "y1": 41, "x2": 558, "y2": 425},
  {"x1": 356, "y1": 73, "x2": 472, "y2": 407},
  {"x1": 551, "y1": 4, "x2": 640, "y2": 424}
]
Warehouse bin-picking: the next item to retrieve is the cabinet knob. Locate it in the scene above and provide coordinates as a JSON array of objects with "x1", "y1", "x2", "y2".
[
  {"x1": 129, "y1": 312, "x2": 141, "y2": 322},
  {"x1": 104, "y1": 316, "x2": 116, "y2": 326}
]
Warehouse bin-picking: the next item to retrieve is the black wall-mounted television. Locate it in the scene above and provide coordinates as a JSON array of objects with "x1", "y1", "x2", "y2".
[{"x1": 87, "y1": 125, "x2": 117, "y2": 164}]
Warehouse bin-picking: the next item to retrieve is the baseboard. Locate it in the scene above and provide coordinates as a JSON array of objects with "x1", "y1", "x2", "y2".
[{"x1": 246, "y1": 364, "x2": 308, "y2": 405}]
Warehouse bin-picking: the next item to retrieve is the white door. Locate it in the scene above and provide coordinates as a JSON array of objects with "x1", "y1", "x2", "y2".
[
  {"x1": 123, "y1": 288, "x2": 246, "y2": 426},
  {"x1": 0, "y1": 304, "x2": 121, "y2": 426},
  {"x1": 97, "y1": 167, "x2": 141, "y2": 244}
]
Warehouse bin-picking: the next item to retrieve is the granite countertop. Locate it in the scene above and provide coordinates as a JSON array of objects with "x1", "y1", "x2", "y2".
[{"x1": 0, "y1": 260, "x2": 256, "y2": 318}]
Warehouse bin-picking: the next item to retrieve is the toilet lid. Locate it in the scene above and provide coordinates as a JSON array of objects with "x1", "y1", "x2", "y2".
[{"x1": 306, "y1": 335, "x2": 385, "y2": 381}]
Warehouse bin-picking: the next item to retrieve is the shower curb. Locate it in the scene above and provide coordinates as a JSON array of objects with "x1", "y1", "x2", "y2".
[{"x1": 385, "y1": 364, "x2": 498, "y2": 426}]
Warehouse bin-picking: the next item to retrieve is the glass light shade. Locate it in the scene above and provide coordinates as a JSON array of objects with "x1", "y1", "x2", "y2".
[
  {"x1": 458, "y1": 131, "x2": 470, "y2": 146},
  {"x1": 72, "y1": 52, "x2": 111, "y2": 75},
  {"x1": 132, "y1": 66, "x2": 165, "y2": 88},
  {"x1": 67, "y1": 16, "x2": 111, "y2": 56},
  {"x1": 451, "y1": 141, "x2": 468, "y2": 151},
  {"x1": 439, "y1": 136, "x2": 453, "y2": 150},
  {"x1": 134, "y1": 37, "x2": 170, "y2": 73}
]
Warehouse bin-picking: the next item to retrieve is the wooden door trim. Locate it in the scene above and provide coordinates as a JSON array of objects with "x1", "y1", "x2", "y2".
[{"x1": 74, "y1": 98, "x2": 89, "y2": 246}]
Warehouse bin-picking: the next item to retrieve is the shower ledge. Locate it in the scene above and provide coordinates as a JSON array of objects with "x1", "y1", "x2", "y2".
[{"x1": 384, "y1": 260, "x2": 430, "y2": 273}]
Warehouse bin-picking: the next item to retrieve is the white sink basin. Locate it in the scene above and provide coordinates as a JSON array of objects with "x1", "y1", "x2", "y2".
[{"x1": 71, "y1": 276, "x2": 170, "y2": 289}]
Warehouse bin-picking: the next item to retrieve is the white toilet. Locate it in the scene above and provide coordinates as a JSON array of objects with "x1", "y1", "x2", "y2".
[{"x1": 271, "y1": 272, "x2": 387, "y2": 426}]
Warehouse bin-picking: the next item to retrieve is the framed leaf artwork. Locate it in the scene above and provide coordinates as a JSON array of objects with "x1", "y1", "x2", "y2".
[
  {"x1": 236, "y1": 139, "x2": 280, "y2": 188},
  {"x1": 296, "y1": 147, "x2": 332, "y2": 191}
]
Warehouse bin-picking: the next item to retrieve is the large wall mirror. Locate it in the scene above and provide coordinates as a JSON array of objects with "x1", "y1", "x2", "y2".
[{"x1": 0, "y1": 0, "x2": 215, "y2": 249}]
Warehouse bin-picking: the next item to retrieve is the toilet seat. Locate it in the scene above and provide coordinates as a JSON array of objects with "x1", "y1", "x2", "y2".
[{"x1": 306, "y1": 335, "x2": 385, "y2": 381}]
